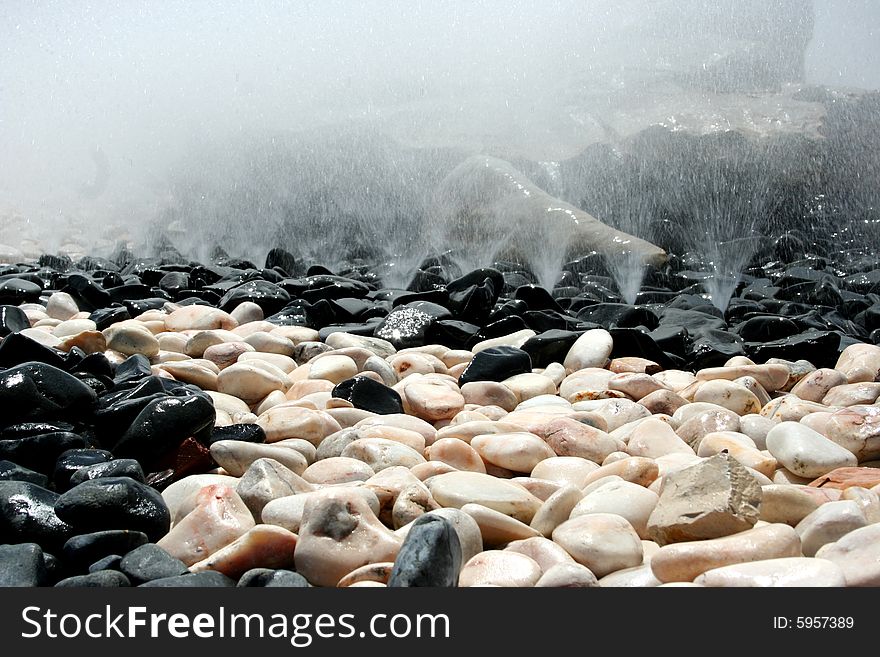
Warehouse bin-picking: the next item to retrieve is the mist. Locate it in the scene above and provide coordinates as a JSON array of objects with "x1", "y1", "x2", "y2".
[{"x1": 1, "y1": 1, "x2": 878, "y2": 265}]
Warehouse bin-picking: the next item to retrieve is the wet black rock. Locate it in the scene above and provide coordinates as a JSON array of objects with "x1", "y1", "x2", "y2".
[
  {"x1": 219, "y1": 280, "x2": 291, "y2": 315},
  {"x1": 0, "y1": 362, "x2": 97, "y2": 428},
  {"x1": 688, "y1": 330, "x2": 746, "y2": 369},
  {"x1": 521, "y1": 330, "x2": 579, "y2": 368},
  {"x1": 55, "y1": 570, "x2": 131, "y2": 587},
  {"x1": 113, "y1": 354, "x2": 153, "y2": 386},
  {"x1": 0, "y1": 332, "x2": 67, "y2": 369},
  {"x1": 514, "y1": 285, "x2": 564, "y2": 313},
  {"x1": 332, "y1": 376, "x2": 404, "y2": 415},
  {"x1": 387, "y1": 515, "x2": 461, "y2": 587},
  {"x1": 0, "y1": 304, "x2": 29, "y2": 337},
  {"x1": 265, "y1": 248, "x2": 301, "y2": 277},
  {"x1": 237, "y1": 568, "x2": 310, "y2": 587},
  {"x1": 0, "y1": 543, "x2": 49, "y2": 587},
  {"x1": 0, "y1": 432, "x2": 88, "y2": 477},
  {"x1": 609, "y1": 328, "x2": 679, "y2": 369},
  {"x1": 471, "y1": 315, "x2": 529, "y2": 345},
  {"x1": 68, "y1": 459, "x2": 146, "y2": 486},
  {"x1": 88, "y1": 554, "x2": 123, "y2": 573},
  {"x1": 374, "y1": 304, "x2": 439, "y2": 349},
  {"x1": 0, "y1": 481, "x2": 73, "y2": 550},
  {"x1": 54, "y1": 477, "x2": 171, "y2": 542},
  {"x1": 0, "y1": 460, "x2": 49, "y2": 487},
  {"x1": 119, "y1": 543, "x2": 189, "y2": 584},
  {"x1": 577, "y1": 303, "x2": 659, "y2": 330},
  {"x1": 208, "y1": 423, "x2": 266, "y2": 445},
  {"x1": 0, "y1": 277, "x2": 42, "y2": 305},
  {"x1": 138, "y1": 571, "x2": 236, "y2": 587},
  {"x1": 62, "y1": 530, "x2": 150, "y2": 571},
  {"x1": 458, "y1": 346, "x2": 532, "y2": 386},
  {"x1": 112, "y1": 394, "x2": 215, "y2": 464},
  {"x1": 734, "y1": 315, "x2": 801, "y2": 342},
  {"x1": 88, "y1": 306, "x2": 132, "y2": 331},
  {"x1": 746, "y1": 329, "x2": 841, "y2": 368},
  {"x1": 62, "y1": 273, "x2": 112, "y2": 310},
  {"x1": 446, "y1": 268, "x2": 503, "y2": 324},
  {"x1": 158, "y1": 271, "x2": 190, "y2": 296},
  {"x1": 52, "y1": 449, "x2": 114, "y2": 492}
]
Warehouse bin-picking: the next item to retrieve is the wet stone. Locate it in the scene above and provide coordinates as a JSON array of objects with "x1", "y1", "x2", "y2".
[
  {"x1": 0, "y1": 543, "x2": 48, "y2": 587},
  {"x1": 0, "y1": 362, "x2": 97, "y2": 427},
  {"x1": 62, "y1": 530, "x2": 150, "y2": 571},
  {"x1": 237, "y1": 568, "x2": 310, "y2": 588},
  {"x1": 138, "y1": 571, "x2": 236, "y2": 587},
  {"x1": 0, "y1": 304, "x2": 29, "y2": 337},
  {"x1": 55, "y1": 570, "x2": 131, "y2": 587},
  {"x1": 209, "y1": 423, "x2": 267, "y2": 445},
  {"x1": 0, "y1": 460, "x2": 49, "y2": 487},
  {"x1": 52, "y1": 448, "x2": 114, "y2": 491},
  {"x1": 458, "y1": 346, "x2": 532, "y2": 386},
  {"x1": 0, "y1": 481, "x2": 73, "y2": 550},
  {"x1": 387, "y1": 515, "x2": 462, "y2": 587},
  {"x1": 119, "y1": 543, "x2": 189, "y2": 584},
  {"x1": 332, "y1": 376, "x2": 404, "y2": 415}
]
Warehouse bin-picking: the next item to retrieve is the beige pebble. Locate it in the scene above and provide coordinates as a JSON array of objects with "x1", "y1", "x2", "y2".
[
  {"x1": 356, "y1": 414, "x2": 437, "y2": 445},
  {"x1": 302, "y1": 457, "x2": 376, "y2": 485},
  {"x1": 403, "y1": 381, "x2": 465, "y2": 422},
  {"x1": 563, "y1": 329, "x2": 613, "y2": 371},
  {"x1": 535, "y1": 416, "x2": 623, "y2": 464},
  {"x1": 795, "y1": 500, "x2": 867, "y2": 557},
  {"x1": 388, "y1": 352, "x2": 436, "y2": 378},
  {"x1": 229, "y1": 301, "x2": 264, "y2": 325},
  {"x1": 458, "y1": 550, "x2": 541, "y2": 587},
  {"x1": 571, "y1": 398, "x2": 650, "y2": 432},
  {"x1": 426, "y1": 471, "x2": 542, "y2": 523},
  {"x1": 392, "y1": 483, "x2": 441, "y2": 529},
  {"x1": 739, "y1": 414, "x2": 776, "y2": 450},
  {"x1": 210, "y1": 440, "x2": 309, "y2": 477},
  {"x1": 649, "y1": 523, "x2": 801, "y2": 582},
  {"x1": 530, "y1": 456, "x2": 599, "y2": 488},
  {"x1": 185, "y1": 330, "x2": 241, "y2": 357},
  {"x1": 552, "y1": 513, "x2": 643, "y2": 578},
  {"x1": 461, "y1": 503, "x2": 542, "y2": 546},
  {"x1": 308, "y1": 354, "x2": 358, "y2": 384},
  {"x1": 638, "y1": 389, "x2": 689, "y2": 416},
  {"x1": 238, "y1": 350, "x2": 298, "y2": 373},
  {"x1": 626, "y1": 417, "x2": 695, "y2": 458},
  {"x1": 823, "y1": 382, "x2": 880, "y2": 407},
  {"x1": 243, "y1": 331, "x2": 296, "y2": 356},
  {"x1": 766, "y1": 421, "x2": 858, "y2": 479},
  {"x1": 559, "y1": 368, "x2": 614, "y2": 402},
  {"x1": 823, "y1": 405, "x2": 880, "y2": 462},
  {"x1": 759, "y1": 484, "x2": 823, "y2": 525},
  {"x1": 459, "y1": 381, "x2": 517, "y2": 412},
  {"x1": 834, "y1": 343, "x2": 880, "y2": 384},
  {"x1": 790, "y1": 367, "x2": 848, "y2": 403},
  {"x1": 336, "y1": 562, "x2": 395, "y2": 588},
  {"x1": 571, "y1": 479, "x2": 659, "y2": 539},
  {"x1": 341, "y1": 438, "x2": 426, "y2": 471},
  {"x1": 841, "y1": 486, "x2": 880, "y2": 523},
  {"x1": 505, "y1": 535, "x2": 575, "y2": 571},
  {"x1": 696, "y1": 364, "x2": 789, "y2": 393},
  {"x1": 158, "y1": 360, "x2": 219, "y2": 390},
  {"x1": 217, "y1": 361, "x2": 289, "y2": 404},
  {"x1": 45, "y1": 291, "x2": 79, "y2": 320},
  {"x1": 529, "y1": 485, "x2": 584, "y2": 537},
  {"x1": 608, "y1": 372, "x2": 668, "y2": 400},
  {"x1": 103, "y1": 322, "x2": 160, "y2": 357},
  {"x1": 256, "y1": 405, "x2": 342, "y2": 444},
  {"x1": 189, "y1": 524, "x2": 298, "y2": 579},
  {"x1": 471, "y1": 432, "x2": 556, "y2": 473},
  {"x1": 165, "y1": 305, "x2": 237, "y2": 331},
  {"x1": 582, "y1": 457, "x2": 659, "y2": 489},
  {"x1": 203, "y1": 341, "x2": 255, "y2": 369},
  {"x1": 261, "y1": 486, "x2": 380, "y2": 534},
  {"x1": 426, "y1": 438, "x2": 487, "y2": 473},
  {"x1": 502, "y1": 373, "x2": 557, "y2": 403},
  {"x1": 694, "y1": 557, "x2": 846, "y2": 587},
  {"x1": 675, "y1": 409, "x2": 740, "y2": 450},
  {"x1": 814, "y1": 523, "x2": 880, "y2": 586},
  {"x1": 598, "y1": 564, "x2": 661, "y2": 587},
  {"x1": 761, "y1": 395, "x2": 829, "y2": 422},
  {"x1": 535, "y1": 562, "x2": 600, "y2": 587},
  {"x1": 52, "y1": 318, "x2": 96, "y2": 337}
]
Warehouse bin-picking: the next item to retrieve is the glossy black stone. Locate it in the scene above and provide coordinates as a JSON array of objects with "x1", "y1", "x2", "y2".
[
  {"x1": 62, "y1": 528, "x2": 149, "y2": 568},
  {"x1": 54, "y1": 477, "x2": 171, "y2": 542},
  {"x1": 0, "y1": 362, "x2": 97, "y2": 428},
  {"x1": 387, "y1": 515, "x2": 461, "y2": 587},
  {"x1": 113, "y1": 354, "x2": 153, "y2": 385},
  {"x1": 208, "y1": 423, "x2": 267, "y2": 445},
  {"x1": 0, "y1": 542, "x2": 48, "y2": 586},
  {"x1": 0, "y1": 432, "x2": 88, "y2": 474},
  {"x1": 237, "y1": 568, "x2": 310, "y2": 587},
  {"x1": 69, "y1": 459, "x2": 146, "y2": 486},
  {"x1": 88, "y1": 306, "x2": 132, "y2": 331},
  {"x1": 331, "y1": 376, "x2": 404, "y2": 415},
  {"x1": 62, "y1": 273, "x2": 112, "y2": 310},
  {"x1": 52, "y1": 449, "x2": 114, "y2": 492},
  {"x1": 426, "y1": 319, "x2": 480, "y2": 349},
  {"x1": 119, "y1": 543, "x2": 189, "y2": 584},
  {"x1": 373, "y1": 304, "x2": 437, "y2": 349},
  {"x1": 0, "y1": 459, "x2": 49, "y2": 487},
  {"x1": 88, "y1": 554, "x2": 123, "y2": 573},
  {"x1": 0, "y1": 304, "x2": 29, "y2": 337},
  {"x1": 0, "y1": 481, "x2": 74, "y2": 550},
  {"x1": 746, "y1": 329, "x2": 841, "y2": 368},
  {"x1": 446, "y1": 267, "x2": 503, "y2": 324},
  {"x1": 112, "y1": 394, "x2": 215, "y2": 464},
  {"x1": 521, "y1": 329, "x2": 579, "y2": 368},
  {"x1": 138, "y1": 571, "x2": 236, "y2": 587},
  {"x1": 264, "y1": 248, "x2": 301, "y2": 277},
  {"x1": 55, "y1": 570, "x2": 131, "y2": 587},
  {"x1": 458, "y1": 346, "x2": 532, "y2": 386},
  {"x1": 0, "y1": 332, "x2": 68, "y2": 369},
  {"x1": 219, "y1": 279, "x2": 291, "y2": 315},
  {"x1": 514, "y1": 284, "x2": 564, "y2": 313},
  {"x1": 0, "y1": 277, "x2": 42, "y2": 304}
]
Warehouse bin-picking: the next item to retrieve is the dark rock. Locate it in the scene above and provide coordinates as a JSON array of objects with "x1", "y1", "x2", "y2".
[
  {"x1": 112, "y1": 394, "x2": 215, "y2": 463},
  {"x1": 55, "y1": 570, "x2": 131, "y2": 587},
  {"x1": 0, "y1": 432, "x2": 87, "y2": 474},
  {"x1": 0, "y1": 277, "x2": 42, "y2": 304},
  {"x1": 609, "y1": 328, "x2": 679, "y2": 369},
  {"x1": 88, "y1": 554, "x2": 123, "y2": 573},
  {"x1": 158, "y1": 271, "x2": 190, "y2": 296},
  {"x1": 486, "y1": 299, "x2": 530, "y2": 323},
  {"x1": 458, "y1": 346, "x2": 532, "y2": 386},
  {"x1": 855, "y1": 304, "x2": 880, "y2": 333},
  {"x1": 746, "y1": 330, "x2": 841, "y2": 368},
  {"x1": 374, "y1": 304, "x2": 437, "y2": 349},
  {"x1": 149, "y1": 436, "x2": 215, "y2": 480},
  {"x1": 0, "y1": 481, "x2": 73, "y2": 550},
  {"x1": 522, "y1": 310, "x2": 579, "y2": 333},
  {"x1": 108, "y1": 283, "x2": 156, "y2": 304},
  {"x1": 426, "y1": 319, "x2": 480, "y2": 350},
  {"x1": 237, "y1": 568, "x2": 310, "y2": 587},
  {"x1": 72, "y1": 352, "x2": 114, "y2": 379},
  {"x1": 0, "y1": 305, "x2": 29, "y2": 337},
  {"x1": 688, "y1": 330, "x2": 745, "y2": 369},
  {"x1": 317, "y1": 322, "x2": 382, "y2": 340},
  {"x1": 446, "y1": 268, "x2": 503, "y2": 324},
  {"x1": 123, "y1": 298, "x2": 168, "y2": 315},
  {"x1": 208, "y1": 423, "x2": 266, "y2": 445},
  {"x1": 470, "y1": 316, "x2": 530, "y2": 346},
  {"x1": 138, "y1": 571, "x2": 236, "y2": 587},
  {"x1": 68, "y1": 459, "x2": 146, "y2": 486},
  {"x1": 62, "y1": 530, "x2": 150, "y2": 571},
  {"x1": 387, "y1": 515, "x2": 461, "y2": 587},
  {"x1": 521, "y1": 330, "x2": 579, "y2": 368},
  {"x1": 88, "y1": 306, "x2": 131, "y2": 331},
  {"x1": 0, "y1": 362, "x2": 96, "y2": 428},
  {"x1": 0, "y1": 460, "x2": 49, "y2": 487},
  {"x1": 113, "y1": 354, "x2": 153, "y2": 385},
  {"x1": 265, "y1": 248, "x2": 301, "y2": 277},
  {"x1": 0, "y1": 332, "x2": 67, "y2": 369},
  {"x1": 219, "y1": 280, "x2": 291, "y2": 315},
  {"x1": 62, "y1": 273, "x2": 112, "y2": 310},
  {"x1": 0, "y1": 421, "x2": 75, "y2": 440},
  {"x1": 0, "y1": 543, "x2": 48, "y2": 586},
  {"x1": 143, "y1": 469, "x2": 175, "y2": 491},
  {"x1": 119, "y1": 543, "x2": 189, "y2": 584},
  {"x1": 54, "y1": 477, "x2": 171, "y2": 542},
  {"x1": 331, "y1": 377, "x2": 404, "y2": 415},
  {"x1": 514, "y1": 285, "x2": 564, "y2": 313},
  {"x1": 52, "y1": 449, "x2": 114, "y2": 492}
]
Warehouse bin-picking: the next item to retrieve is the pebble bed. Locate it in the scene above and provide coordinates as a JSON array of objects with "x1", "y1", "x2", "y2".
[{"x1": 1, "y1": 244, "x2": 879, "y2": 588}]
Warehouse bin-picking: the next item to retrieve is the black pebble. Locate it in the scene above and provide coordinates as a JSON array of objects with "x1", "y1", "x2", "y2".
[
  {"x1": 119, "y1": 543, "x2": 189, "y2": 584},
  {"x1": 62, "y1": 529, "x2": 149, "y2": 571},
  {"x1": 387, "y1": 515, "x2": 461, "y2": 587},
  {"x1": 138, "y1": 571, "x2": 236, "y2": 587},
  {"x1": 0, "y1": 362, "x2": 97, "y2": 428},
  {"x1": 88, "y1": 554, "x2": 123, "y2": 573},
  {"x1": 52, "y1": 448, "x2": 114, "y2": 491},
  {"x1": 0, "y1": 481, "x2": 73, "y2": 550},
  {"x1": 0, "y1": 304, "x2": 29, "y2": 337},
  {"x1": 0, "y1": 459, "x2": 49, "y2": 487},
  {"x1": 208, "y1": 423, "x2": 266, "y2": 445},
  {"x1": 237, "y1": 568, "x2": 310, "y2": 587},
  {"x1": 458, "y1": 346, "x2": 532, "y2": 386},
  {"x1": 68, "y1": 459, "x2": 146, "y2": 486},
  {"x1": 0, "y1": 431, "x2": 88, "y2": 474},
  {"x1": 0, "y1": 542, "x2": 48, "y2": 586},
  {"x1": 331, "y1": 376, "x2": 404, "y2": 415},
  {"x1": 55, "y1": 571, "x2": 131, "y2": 587}
]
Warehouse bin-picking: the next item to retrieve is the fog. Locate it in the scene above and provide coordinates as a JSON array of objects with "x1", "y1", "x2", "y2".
[{"x1": 0, "y1": 1, "x2": 877, "y2": 261}]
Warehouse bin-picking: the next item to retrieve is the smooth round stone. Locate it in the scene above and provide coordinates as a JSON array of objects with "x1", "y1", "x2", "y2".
[
  {"x1": 697, "y1": 432, "x2": 777, "y2": 478},
  {"x1": 515, "y1": 394, "x2": 570, "y2": 410},
  {"x1": 694, "y1": 557, "x2": 846, "y2": 587},
  {"x1": 203, "y1": 341, "x2": 256, "y2": 369},
  {"x1": 502, "y1": 373, "x2": 556, "y2": 403},
  {"x1": 638, "y1": 389, "x2": 689, "y2": 416},
  {"x1": 236, "y1": 458, "x2": 314, "y2": 518},
  {"x1": 210, "y1": 440, "x2": 308, "y2": 477},
  {"x1": 559, "y1": 368, "x2": 614, "y2": 402},
  {"x1": 419, "y1": 508, "x2": 483, "y2": 568},
  {"x1": 53, "y1": 318, "x2": 97, "y2": 337},
  {"x1": 119, "y1": 544, "x2": 188, "y2": 585},
  {"x1": 426, "y1": 471, "x2": 542, "y2": 523},
  {"x1": 814, "y1": 523, "x2": 880, "y2": 586},
  {"x1": 761, "y1": 395, "x2": 829, "y2": 422},
  {"x1": 294, "y1": 489, "x2": 402, "y2": 587},
  {"x1": 165, "y1": 306, "x2": 237, "y2": 331},
  {"x1": 841, "y1": 486, "x2": 880, "y2": 524},
  {"x1": 759, "y1": 484, "x2": 823, "y2": 525},
  {"x1": 308, "y1": 355, "x2": 358, "y2": 384},
  {"x1": 597, "y1": 564, "x2": 661, "y2": 588},
  {"x1": 571, "y1": 480, "x2": 659, "y2": 539},
  {"x1": 103, "y1": 323, "x2": 160, "y2": 357},
  {"x1": 256, "y1": 406, "x2": 341, "y2": 444},
  {"x1": 55, "y1": 571, "x2": 132, "y2": 588},
  {"x1": 766, "y1": 421, "x2": 858, "y2": 479},
  {"x1": 392, "y1": 483, "x2": 440, "y2": 529},
  {"x1": 302, "y1": 457, "x2": 375, "y2": 485},
  {"x1": 626, "y1": 418, "x2": 695, "y2": 458},
  {"x1": 563, "y1": 329, "x2": 613, "y2": 371},
  {"x1": 510, "y1": 477, "x2": 562, "y2": 501},
  {"x1": 504, "y1": 536, "x2": 575, "y2": 571},
  {"x1": 675, "y1": 409, "x2": 741, "y2": 450},
  {"x1": 823, "y1": 405, "x2": 880, "y2": 462},
  {"x1": 552, "y1": 513, "x2": 643, "y2": 578},
  {"x1": 426, "y1": 438, "x2": 486, "y2": 473},
  {"x1": 238, "y1": 351, "x2": 297, "y2": 374},
  {"x1": 530, "y1": 485, "x2": 584, "y2": 537},
  {"x1": 217, "y1": 362, "x2": 288, "y2": 404},
  {"x1": 696, "y1": 364, "x2": 790, "y2": 393},
  {"x1": 471, "y1": 330, "x2": 537, "y2": 354},
  {"x1": 582, "y1": 457, "x2": 659, "y2": 488},
  {"x1": 159, "y1": 360, "x2": 219, "y2": 390},
  {"x1": 156, "y1": 484, "x2": 254, "y2": 566},
  {"x1": 243, "y1": 331, "x2": 296, "y2": 356},
  {"x1": 19, "y1": 327, "x2": 62, "y2": 347},
  {"x1": 460, "y1": 503, "x2": 541, "y2": 546},
  {"x1": 160, "y1": 474, "x2": 241, "y2": 525},
  {"x1": 531, "y1": 456, "x2": 599, "y2": 488},
  {"x1": 404, "y1": 381, "x2": 465, "y2": 422},
  {"x1": 355, "y1": 425, "x2": 426, "y2": 451},
  {"x1": 835, "y1": 343, "x2": 880, "y2": 383},
  {"x1": 795, "y1": 500, "x2": 867, "y2": 557},
  {"x1": 460, "y1": 381, "x2": 518, "y2": 412},
  {"x1": 535, "y1": 562, "x2": 600, "y2": 587},
  {"x1": 739, "y1": 414, "x2": 776, "y2": 450},
  {"x1": 387, "y1": 515, "x2": 461, "y2": 587},
  {"x1": 356, "y1": 414, "x2": 437, "y2": 445},
  {"x1": 341, "y1": 438, "x2": 426, "y2": 471},
  {"x1": 184, "y1": 330, "x2": 241, "y2": 357},
  {"x1": 62, "y1": 530, "x2": 149, "y2": 571},
  {"x1": 458, "y1": 550, "x2": 542, "y2": 587},
  {"x1": 388, "y1": 352, "x2": 437, "y2": 378},
  {"x1": 790, "y1": 368, "x2": 848, "y2": 403},
  {"x1": 471, "y1": 432, "x2": 556, "y2": 473},
  {"x1": 228, "y1": 301, "x2": 264, "y2": 325},
  {"x1": 649, "y1": 523, "x2": 801, "y2": 583},
  {"x1": 435, "y1": 420, "x2": 526, "y2": 444},
  {"x1": 608, "y1": 373, "x2": 667, "y2": 400},
  {"x1": 571, "y1": 398, "x2": 650, "y2": 432},
  {"x1": 822, "y1": 382, "x2": 880, "y2": 407},
  {"x1": 536, "y1": 416, "x2": 623, "y2": 464},
  {"x1": 261, "y1": 487, "x2": 380, "y2": 534},
  {"x1": 46, "y1": 291, "x2": 80, "y2": 320},
  {"x1": 190, "y1": 525, "x2": 299, "y2": 579}
]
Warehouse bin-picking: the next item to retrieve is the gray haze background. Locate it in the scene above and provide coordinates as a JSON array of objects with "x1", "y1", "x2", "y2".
[{"x1": 0, "y1": 0, "x2": 877, "y2": 255}]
